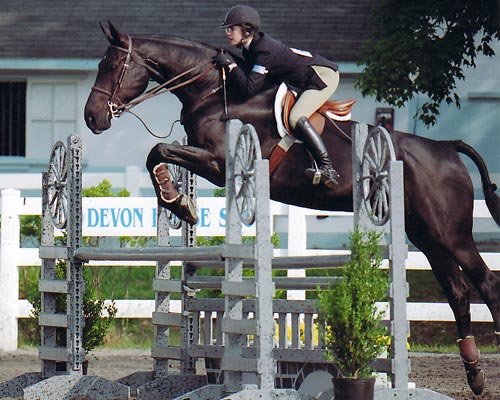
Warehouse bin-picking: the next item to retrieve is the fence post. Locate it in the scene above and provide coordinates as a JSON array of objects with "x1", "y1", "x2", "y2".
[
  {"x1": 0, "y1": 188, "x2": 21, "y2": 351},
  {"x1": 287, "y1": 206, "x2": 306, "y2": 300}
]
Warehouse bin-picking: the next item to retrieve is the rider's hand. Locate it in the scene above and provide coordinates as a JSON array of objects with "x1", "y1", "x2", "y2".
[{"x1": 215, "y1": 52, "x2": 235, "y2": 68}]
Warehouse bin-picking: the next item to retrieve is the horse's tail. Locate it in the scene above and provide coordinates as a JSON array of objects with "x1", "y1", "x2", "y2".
[{"x1": 454, "y1": 140, "x2": 500, "y2": 226}]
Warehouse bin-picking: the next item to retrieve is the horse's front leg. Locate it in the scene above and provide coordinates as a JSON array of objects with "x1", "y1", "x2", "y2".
[{"x1": 146, "y1": 142, "x2": 225, "y2": 225}]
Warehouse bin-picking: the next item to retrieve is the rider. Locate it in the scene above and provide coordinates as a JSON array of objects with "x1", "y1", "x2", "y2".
[{"x1": 216, "y1": 4, "x2": 341, "y2": 189}]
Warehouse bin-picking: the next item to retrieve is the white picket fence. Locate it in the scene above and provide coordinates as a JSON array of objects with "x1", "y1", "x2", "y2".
[{"x1": 0, "y1": 187, "x2": 498, "y2": 350}]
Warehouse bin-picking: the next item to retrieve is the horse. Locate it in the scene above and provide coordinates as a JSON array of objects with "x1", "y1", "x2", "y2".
[{"x1": 84, "y1": 22, "x2": 500, "y2": 395}]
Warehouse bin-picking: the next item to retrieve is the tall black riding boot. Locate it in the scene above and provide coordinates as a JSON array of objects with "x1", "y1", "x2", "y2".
[{"x1": 295, "y1": 116, "x2": 339, "y2": 189}]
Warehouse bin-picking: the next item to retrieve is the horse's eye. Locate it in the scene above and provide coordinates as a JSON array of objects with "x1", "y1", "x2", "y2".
[{"x1": 103, "y1": 63, "x2": 118, "y2": 72}]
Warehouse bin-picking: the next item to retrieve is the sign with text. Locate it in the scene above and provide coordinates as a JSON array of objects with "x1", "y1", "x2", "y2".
[{"x1": 82, "y1": 197, "x2": 256, "y2": 237}]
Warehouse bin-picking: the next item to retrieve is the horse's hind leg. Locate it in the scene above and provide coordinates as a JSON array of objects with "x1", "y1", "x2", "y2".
[
  {"x1": 418, "y1": 245, "x2": 485, "y2": 395},
  {"x1": 450, "y1": 240, "x2": 500, "y2": 395},
  {"x1": 452, "y1": 241, "x2": 500, "y2": 341}
]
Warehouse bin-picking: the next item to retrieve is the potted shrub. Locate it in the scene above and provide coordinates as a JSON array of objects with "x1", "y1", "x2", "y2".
[{"x1": 317, "y1": 230, "x2": 389, "y2": 400}]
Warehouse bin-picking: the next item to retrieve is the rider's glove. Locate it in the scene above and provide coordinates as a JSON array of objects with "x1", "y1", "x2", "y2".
[{"x1": 215, "y1": 52, "x2": 235, "y2": 68}]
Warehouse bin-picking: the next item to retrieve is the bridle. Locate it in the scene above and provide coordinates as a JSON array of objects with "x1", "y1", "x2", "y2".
[
  {"x1": 91, "y1": 35, "x2": 219, "y2": 130},
  {"x1": 91, "y1": 35, "x2": 135, "y2": 119}
]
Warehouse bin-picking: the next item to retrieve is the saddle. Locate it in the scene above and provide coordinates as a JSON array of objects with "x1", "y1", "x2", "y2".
[
  {"x1": 268, "y1": 84, "x2": 356, "y2": 175},
  {"x1": 280, "y1": 88, "x2": 356, "y2": 136}
]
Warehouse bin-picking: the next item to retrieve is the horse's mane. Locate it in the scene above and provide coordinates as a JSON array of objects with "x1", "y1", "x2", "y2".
[
  {"x1": 128, "y1": 33, "x2": 223, "y2": 99},
  {"x1": 132, "y1": 34, "x2": 219, "y2": 57}
]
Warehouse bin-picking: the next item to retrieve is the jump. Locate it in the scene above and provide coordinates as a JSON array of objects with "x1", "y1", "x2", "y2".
[{"x1": 84, "y1": 21, "x2": 500, "y2": 395}]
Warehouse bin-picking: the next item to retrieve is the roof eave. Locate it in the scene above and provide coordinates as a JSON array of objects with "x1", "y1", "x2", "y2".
[{"x1": 0, "y1": 58, "x2": 100, "y2": 73}]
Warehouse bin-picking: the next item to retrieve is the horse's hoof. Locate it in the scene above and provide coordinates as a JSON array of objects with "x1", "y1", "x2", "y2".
[
  {"x1": 175, "y1": 194, "x2": 198, "y2": 225},
  {"x1": 158, "y1": 194, "x2": 198, "y2": 225},
  {"x1": 467, "y1": 369, "x2": 485, "y2": 395},
  {"x1": 458, "y1": 336, "x2": 485, "y2": 395}
]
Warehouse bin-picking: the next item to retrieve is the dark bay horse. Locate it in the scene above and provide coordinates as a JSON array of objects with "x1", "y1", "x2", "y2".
[{"x1": 84, "y1": 22, "x2": 500, "y2": 394}]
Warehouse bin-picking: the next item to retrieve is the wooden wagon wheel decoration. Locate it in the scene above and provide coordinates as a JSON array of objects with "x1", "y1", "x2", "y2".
[
  {"x1": 361, "y1": 126, "x2": 396, "y2": 226},
  {"x1": 233, "y1": 123, "x2": 262, "y2": 226},
  {"x1": 46, "y1": 141, "x2": 68, "y2": 229}
]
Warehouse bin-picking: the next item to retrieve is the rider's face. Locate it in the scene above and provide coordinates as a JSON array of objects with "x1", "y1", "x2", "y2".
[{"x1": 225, "y1": 25, "x2": 243, "y2": 46}]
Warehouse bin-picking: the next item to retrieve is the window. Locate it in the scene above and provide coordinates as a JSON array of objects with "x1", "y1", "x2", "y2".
[
  {"x1": 0, "y1": 82, "x2": 26, "y2": 156},
  {"x1": 27, "y1": 81, "x2": 77, "y2": 159}
]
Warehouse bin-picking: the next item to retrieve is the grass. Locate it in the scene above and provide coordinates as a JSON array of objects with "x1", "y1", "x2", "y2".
[
  {"x1": 18, "y1": 263, "x2": 189, "y2": 349},
  {"x1": 410, "y1": 343, "x2": 499, "y2": 354},
  {"x1": 98, "y1": 319, "x2": 156, "y2": 349},
  {"x1": 19, "y1": 265, "x2": 170, "y2": 301}
]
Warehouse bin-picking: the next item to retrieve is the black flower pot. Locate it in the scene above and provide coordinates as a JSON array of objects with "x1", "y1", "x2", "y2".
[{"x1": 332, "y1": 377, "x2": 375, "y2": 400}]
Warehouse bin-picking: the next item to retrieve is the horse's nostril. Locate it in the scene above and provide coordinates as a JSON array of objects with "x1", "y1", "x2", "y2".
[
  {"x1": 85, "y1": 113, "x2": 103, "y2": 134},
  {"x1": 85, "y1": 113, "x2": 95, "y2": 128}
]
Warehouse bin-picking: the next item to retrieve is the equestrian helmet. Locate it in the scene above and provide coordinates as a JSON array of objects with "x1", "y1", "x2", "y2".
[{"x1": 221, "y1": 5, "x2": 261, "y2": 31}]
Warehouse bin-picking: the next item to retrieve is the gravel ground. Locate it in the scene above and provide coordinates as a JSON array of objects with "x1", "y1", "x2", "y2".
[{"x1": 2, "y1": 349, "x2": 500, "y2": 399}]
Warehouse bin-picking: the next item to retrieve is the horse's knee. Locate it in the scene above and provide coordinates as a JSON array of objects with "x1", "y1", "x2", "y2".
[{"x1": 146, "y1": 143, "x2": 166, "y2": 170}]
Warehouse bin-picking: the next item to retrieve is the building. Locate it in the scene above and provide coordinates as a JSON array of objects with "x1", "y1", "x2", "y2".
[{"x1": 0, "y1": 0, "x2": 498, "y2": 196}]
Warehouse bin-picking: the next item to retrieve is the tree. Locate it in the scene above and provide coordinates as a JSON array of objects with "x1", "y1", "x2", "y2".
[{"x1": 356, "y1": 0, "x2": 500, "y2": 126}]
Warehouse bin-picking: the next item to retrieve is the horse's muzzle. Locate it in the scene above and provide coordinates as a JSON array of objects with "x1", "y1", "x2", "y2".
[{"x1": 84, "y1": 110, "x2": 109, "y2": 135}]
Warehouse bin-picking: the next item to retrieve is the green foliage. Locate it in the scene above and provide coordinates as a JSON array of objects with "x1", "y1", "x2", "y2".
[
  {"x1": 356, "y1": 0, "x2": 500, "y2": 126},
  {"x1": 81, "y1": 267, "x2": 118, "y2": 353},
  {"x1": 20, "y1": 215, "x2": 42, "y2": 247},
  {"x1": 104, "y1": 319, "x2": 156, "y2": 349},
  {"x1": 213, "y1": 188, "x2": 226, "y2": 197},
  {"x1": 27, "y1": 260, "x2": 117, "y2": 354},
  {"x1": 317, "y1": 231, "x2": 389, "y2": 378},
  {"x1": 82, "y1": 179, "x2": 130, "y2": 197}
]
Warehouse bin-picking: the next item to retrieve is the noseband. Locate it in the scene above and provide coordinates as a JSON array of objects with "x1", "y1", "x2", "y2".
[{"x1": 91, "y1": 35, "x2": 217, "y2": 121}]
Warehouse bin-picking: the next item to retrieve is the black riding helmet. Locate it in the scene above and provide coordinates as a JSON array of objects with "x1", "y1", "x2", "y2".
[{"x1": 220, "y1": 5, "x2": 261, "y2": 32}]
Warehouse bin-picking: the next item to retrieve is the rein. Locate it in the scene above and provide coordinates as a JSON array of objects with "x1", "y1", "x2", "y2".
[
  {"x1": 91, "y1": 35, "x2": 218, "y2": 137},
  {"x1": 117, "y1": 61, "x2": 215, "y2": 117}
]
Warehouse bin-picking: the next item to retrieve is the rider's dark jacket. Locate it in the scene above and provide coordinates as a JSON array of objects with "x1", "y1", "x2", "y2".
[{"x1": 227, "y1": 32, "x2": 338, "y2": 97}]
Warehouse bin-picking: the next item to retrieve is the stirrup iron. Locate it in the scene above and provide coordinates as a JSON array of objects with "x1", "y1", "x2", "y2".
[{"x1": 311, "y1": 160, "x2": 321, "y2": 185}]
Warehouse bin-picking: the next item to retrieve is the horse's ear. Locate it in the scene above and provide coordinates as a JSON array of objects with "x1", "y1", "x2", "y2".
[
  {"x1": 100, "y1": 21, "x2": 114, "y2": 43},
  {"x1": 100, "y1": 21, "x2": 126, "y2": 46},
  {"x1": 107, "y1": 21, "x2": 122, "y2": 41}
]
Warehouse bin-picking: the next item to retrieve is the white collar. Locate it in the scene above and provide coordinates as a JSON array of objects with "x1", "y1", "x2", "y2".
[{"x1": 243, "y1": 36, "x2": 253, "y2": 50}]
